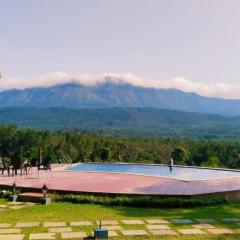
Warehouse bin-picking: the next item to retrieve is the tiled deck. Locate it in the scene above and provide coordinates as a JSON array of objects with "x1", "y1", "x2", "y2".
[{"x1": 0, "y1": 164, "x2": 240, "y2": 197}]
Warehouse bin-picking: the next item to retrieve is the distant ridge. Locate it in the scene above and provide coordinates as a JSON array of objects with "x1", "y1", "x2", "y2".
[{"x1": 0, "y1": 80, "x2": 240, "y2": 115}]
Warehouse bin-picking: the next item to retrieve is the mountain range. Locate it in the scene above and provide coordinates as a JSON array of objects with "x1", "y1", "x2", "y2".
[{"x1": 0, "y1": 80, "x2": 240, "y2": 115}]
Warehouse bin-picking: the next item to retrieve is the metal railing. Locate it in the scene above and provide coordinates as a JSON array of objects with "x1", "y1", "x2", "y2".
[{"x1": 59, "y1": 154, "x2": 73, "y2": 166}]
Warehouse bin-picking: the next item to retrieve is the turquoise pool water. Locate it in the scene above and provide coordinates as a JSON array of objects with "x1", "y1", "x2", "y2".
[{"x1": 67, "y1": 163, "x2": 240, "y2": 181}]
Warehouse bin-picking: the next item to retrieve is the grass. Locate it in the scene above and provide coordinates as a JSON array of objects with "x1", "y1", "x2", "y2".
[
  {"x1": 2, "y1": 200, "x2": 240, "y2": 222},
  {"x1": 1, "y1": 199, "x2": 240, "y2": 239},
  {"x1": 0, "y1": 198, "x2": 7, "y2": 204}
]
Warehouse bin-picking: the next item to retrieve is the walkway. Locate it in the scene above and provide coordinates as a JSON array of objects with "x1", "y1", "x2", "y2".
[{"x1": 0, "y1": 203, "x2": 240, "y2": 240}]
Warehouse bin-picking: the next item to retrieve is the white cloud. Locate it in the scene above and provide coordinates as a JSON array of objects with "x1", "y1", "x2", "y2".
[{"x1": 0, "y1": 72, "x2": 239, "y2": 99}]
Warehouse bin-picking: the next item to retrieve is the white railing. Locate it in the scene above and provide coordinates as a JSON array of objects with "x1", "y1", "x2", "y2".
[{"x1": 59, "y1": 154, "x2": 73, "y2": 166}]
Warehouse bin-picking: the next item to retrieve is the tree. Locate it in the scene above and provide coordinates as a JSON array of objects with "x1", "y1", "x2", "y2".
[
  {"x1": 171, "y1": 146, "x2": 189, "y2": 165},
  {"x1": 96, "y1": 146, "x2": 110, "y2": 162},
  {"x1": 201, "y1": 156, "x2": 223, "y2": 168}
]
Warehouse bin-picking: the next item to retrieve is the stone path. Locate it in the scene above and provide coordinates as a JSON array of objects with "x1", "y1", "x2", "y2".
[
  {"x1": 0, "y1": 202, "x2": 36, "y2": 212},
  {"x1": 178, "y1": 229, "x2": 206, "y2": 235},
  {"x1": 43, "y1": 222, "x2": 66, "y2": 227},
  {"x1": 70, "y1": 221, "x2": 92, "y2": 226},
  {"x1": 122, "y1": 230, "x2": 147, "y2": 236},
  {"x1": 61, "y1": 232, "x2": 87, "y2": 239},
  {"x1": 151, "y1": 229, "x2": 178, "y2": 236},
  {"x1": 16, "y1": 222, "x2": 40, "y2": 228},
  {"x1": 29, "y1": 233, "x2": 55, "y2": 240},
  {"x1": 207, "y1": 228, "x2": 234, "y2": 235},
  {"x1": 171, "y1": 219, "x2": 194, "y2": 224},
  {"x1": 0, "y1": 234, "x2": 24, "y2": 240},
  {"x1": 0, "y1": 217, "x2": 239, "y2": 239}
]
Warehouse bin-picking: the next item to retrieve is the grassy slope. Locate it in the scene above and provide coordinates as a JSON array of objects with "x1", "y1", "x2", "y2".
[{"x1": 1, "y1": 200, "x2": 240, "y2": 239}]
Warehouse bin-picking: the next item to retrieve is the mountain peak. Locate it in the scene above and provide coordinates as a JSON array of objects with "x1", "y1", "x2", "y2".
[{"x1": 0, "y1": 82, "x2": 239, "y2": 115}]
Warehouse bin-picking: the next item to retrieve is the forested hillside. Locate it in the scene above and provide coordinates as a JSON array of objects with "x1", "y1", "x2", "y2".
[{"x1": 0, "y1": 107, "x2": 240, "y2": 139}]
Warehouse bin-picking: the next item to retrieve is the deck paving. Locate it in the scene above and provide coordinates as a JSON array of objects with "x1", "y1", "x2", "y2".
[{"x1": 0, "y1": 164, "x2": 240, "y2": 196}]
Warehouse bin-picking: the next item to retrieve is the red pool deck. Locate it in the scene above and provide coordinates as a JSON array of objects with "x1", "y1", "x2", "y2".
[{"x1": 0, "y1": 164, "x2": 239, "y2": 198}]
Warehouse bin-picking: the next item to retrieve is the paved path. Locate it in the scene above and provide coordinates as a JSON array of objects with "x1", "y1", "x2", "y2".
[{"x1": 0, "y1": 217, "x2": 240, "y2": 239}]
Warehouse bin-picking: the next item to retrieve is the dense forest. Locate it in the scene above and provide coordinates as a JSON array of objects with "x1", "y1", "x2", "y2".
[
  {"x1": 0, "y1": 125, "x2": 240, "y2": 169},
  {"x1": 1, "y1": 107, "x2": 240, "y2": 139}
]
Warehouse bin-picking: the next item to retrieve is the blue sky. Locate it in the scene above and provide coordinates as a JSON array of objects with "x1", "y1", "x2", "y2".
[{"x1": 1, "y1": 1, "x2": 240, "y2": 98}]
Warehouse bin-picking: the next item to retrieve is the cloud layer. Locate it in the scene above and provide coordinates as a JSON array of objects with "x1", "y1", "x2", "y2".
[{"x1": 0, "y1": 72, "x2": 239, "y2": 99}]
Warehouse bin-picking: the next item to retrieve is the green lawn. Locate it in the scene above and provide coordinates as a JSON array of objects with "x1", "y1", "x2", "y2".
[
  {"x1": 1, "y1": 199, "x2": 240, "y2": 239},
  {"x1": 1, "y1": 201, "x2": 240, "y2": 222}
]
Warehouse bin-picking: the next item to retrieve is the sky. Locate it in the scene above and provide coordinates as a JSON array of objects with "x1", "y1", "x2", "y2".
[{"x1": 1, "y1": 0, "x2": 240, "y2": 99}]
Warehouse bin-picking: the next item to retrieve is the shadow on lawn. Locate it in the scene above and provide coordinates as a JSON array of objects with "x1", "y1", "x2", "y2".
[{"x1": 108, "y1": 202, "x2": 240, "y2": 219}]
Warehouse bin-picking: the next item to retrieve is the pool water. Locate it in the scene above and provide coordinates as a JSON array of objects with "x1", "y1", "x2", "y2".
[{"x1": 67, "y1": 163, "x2": 240, "y2": 181}]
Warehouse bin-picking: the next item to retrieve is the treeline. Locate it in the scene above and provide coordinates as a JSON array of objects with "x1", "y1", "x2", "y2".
[{"x1": 0, "y1": 125, "x2": 240, "y2": 169}]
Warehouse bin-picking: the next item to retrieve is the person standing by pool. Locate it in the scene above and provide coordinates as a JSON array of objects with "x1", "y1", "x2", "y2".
[{"x1": 168, "y1": 158, "x2": 174, "y2": 172}]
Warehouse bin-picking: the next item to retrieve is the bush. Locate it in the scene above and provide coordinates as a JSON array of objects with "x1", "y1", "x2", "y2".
[
  {"x1": 0, "y1": 190, "x2": 12, "y2": 199},
  {"x1": 2, "y1": 157, "x2": 11, "y2": 164},
  {"x1": 51, "y1": 193, "x2": 227, "y2": 208},
  {"x1": 201, "y1": 156, "x2": 223, "y2": 168}
]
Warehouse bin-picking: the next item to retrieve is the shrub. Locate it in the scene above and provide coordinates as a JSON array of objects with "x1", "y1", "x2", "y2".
[
  {"x1": 2, "y1": 157, "x2": 11, "y2": 164},
  {"x1": 51, "y1": 193, "x2": 227, "y2": 208},
  {"x1": 0, "y1": 190, "x2": 12, "y2": 198}
]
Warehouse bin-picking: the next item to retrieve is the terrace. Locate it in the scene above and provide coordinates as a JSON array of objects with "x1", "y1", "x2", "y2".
[{"x1": 0, "y1": 164, "x2": 240, "y2": 199}]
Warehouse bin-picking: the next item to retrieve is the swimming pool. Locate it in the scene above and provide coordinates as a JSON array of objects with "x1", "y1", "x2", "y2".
[{"x1": 66, "y1": 163, "x2": 240, "y2": 181}]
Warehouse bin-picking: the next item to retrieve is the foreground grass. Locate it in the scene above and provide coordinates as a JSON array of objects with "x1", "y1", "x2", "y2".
[
  {"x1": 1, "y1": 201, "x2": 240, "y2": 222},
  {"x1": 1, "y1": 199, "x2": 240, "y2": 239}
]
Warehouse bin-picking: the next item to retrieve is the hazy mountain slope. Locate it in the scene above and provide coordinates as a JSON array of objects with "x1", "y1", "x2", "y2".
[
  {"x1": 1, "y1": 107, "x2": 240, "y2": 139},
  {"x1": 0, "y1": 81, "x2": 240, "y2": 115}
]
